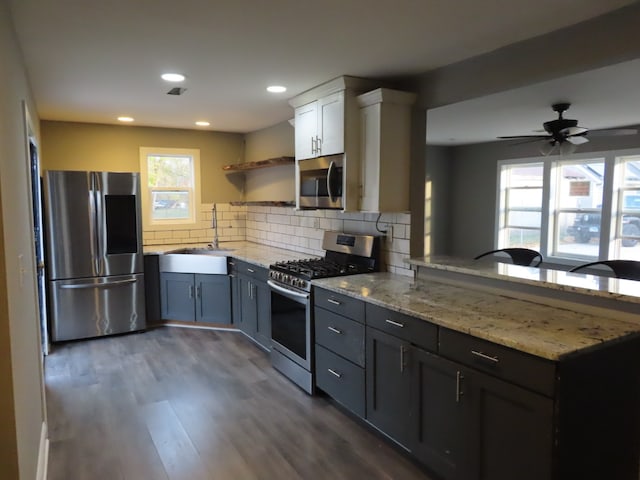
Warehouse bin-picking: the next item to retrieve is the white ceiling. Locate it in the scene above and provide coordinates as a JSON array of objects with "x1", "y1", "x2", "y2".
[
  {"x1": 8, "y1": 0, "x2": 635, "y2": 134},
  {"x1": 427, "y1": 58, "x2": 640, "y2": 145}
]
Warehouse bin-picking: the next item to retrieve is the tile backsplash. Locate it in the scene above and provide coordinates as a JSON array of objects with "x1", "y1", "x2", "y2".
[{"x1": 144, "y1": 203, "x2": 413, "y2": 276}]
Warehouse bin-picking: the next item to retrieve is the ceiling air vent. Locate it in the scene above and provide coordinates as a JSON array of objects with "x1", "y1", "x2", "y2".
[{"x1": 167, "y1": 87, "x2": 187, "y2": 96}]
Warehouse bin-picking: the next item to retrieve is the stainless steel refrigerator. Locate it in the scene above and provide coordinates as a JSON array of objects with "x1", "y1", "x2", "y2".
[{"x1": 44, "y1": 170, "x2": 146, "y2": 342}]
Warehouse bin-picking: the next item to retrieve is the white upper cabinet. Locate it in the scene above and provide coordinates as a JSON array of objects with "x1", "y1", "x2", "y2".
[
  {"x1": 357, "y1": 88, "x2": 416, "y2": 213},
  {"x1": 294, "y1": 91, "x2": 344, "y2": 160},
  {"x1": 317, "y1": 91, "x2": 345, "y2": 157},
  {"x1": 294, "y1": 101, "x2": 318, "y2": 160}
]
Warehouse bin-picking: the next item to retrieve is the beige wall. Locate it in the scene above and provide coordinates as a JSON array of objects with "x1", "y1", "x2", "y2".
[
  {"x1": 41, "y1": 121, "x2": 246, "y2": 203},
  {"x1": 1, "y1": 1, "x2": 46, "y2": 478},
  {"x1": 243, "y1": 120, "x2": 295, "y2": 202}
]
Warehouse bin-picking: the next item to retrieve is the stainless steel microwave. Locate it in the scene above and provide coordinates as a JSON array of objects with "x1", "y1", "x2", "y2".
[{"x1": 298, "y1": 154, "x2": 343, "y2": 209}]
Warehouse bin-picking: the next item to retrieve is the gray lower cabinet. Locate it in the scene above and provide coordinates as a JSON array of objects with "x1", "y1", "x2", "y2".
[
  {"x1": 365, "y1": 326, "x2": 412, "y2": 448},
  {"x1": 160, "y1": 272, "x2": 230, "y2": 323},
  {"x1": 314, "y1": 292, "x2": 366, "y2": 417},
  {"x1": 410, "y1": 347, "x2": 553, "y2": 480},
  {"x1": 235, "y1": 260, "x2": 271, "y2": 350},
  {"x1": 315, "y1": 289, "x2": 640, "y2": 480}
]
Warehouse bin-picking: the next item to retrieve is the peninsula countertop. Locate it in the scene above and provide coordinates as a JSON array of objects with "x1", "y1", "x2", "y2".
[
  {"x1": 408, "y1": 255, "x2": 640, "y2": 305},
  {"x1": 312, "y1": 272, "x2": 640, "y2": 361},
  {"x1": 143, "y1": 241, "x2": 316, "y2": 269}
]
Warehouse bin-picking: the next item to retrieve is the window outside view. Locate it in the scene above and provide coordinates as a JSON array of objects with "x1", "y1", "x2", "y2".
[
  {"x1": 499, "y1": 152, "x2": 640, "y2": 262},
  {"x1": 554, "y1": 160, "x2": 604, "y2": 258},
  {"x1": 498, "y1": 163, "x2": 543, "y2": 251},
  {"x1": 613, "y1": 155, "x2": 640, "y2": 259},
  {"x1": 146, "y1": 154, "x2": 194, "y2": 221}
]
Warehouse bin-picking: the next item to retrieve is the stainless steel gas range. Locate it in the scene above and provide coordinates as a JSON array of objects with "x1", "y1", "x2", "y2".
[{"x1": 267, "y1": 231, "x2": 380, "y2": 393}]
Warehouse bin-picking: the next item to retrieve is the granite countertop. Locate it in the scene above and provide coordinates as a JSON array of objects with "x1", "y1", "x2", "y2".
[
  {"x1": 312, "y1": 272, "x2": 640, "y2": 361},
  {"x1": 408, "y1": 255, "x2": 640, "y2": 305},
  {"x1": 143, "y1": 241, "x2": 314, "y2": 268}
]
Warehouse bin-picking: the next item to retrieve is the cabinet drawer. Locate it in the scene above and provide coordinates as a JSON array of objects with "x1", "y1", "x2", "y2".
[
  {"x1": 439, "y1": 328, "x2": 556, "y2": 397},
  {"x1": 232, "y1": 259, "x2": 268, "y2": 281},
  {"x1": 316, "y1": 345, "x2": 365, "y2": 418},
  {"x1": 315, "y1": 308, "x2": 365, "y2": 367},
  {"x1": 314, "y1": 288, "x2": 365, "y2": 322},
  {"x1": 366, "y1": 303, "x2": 437, "y2": 352}
]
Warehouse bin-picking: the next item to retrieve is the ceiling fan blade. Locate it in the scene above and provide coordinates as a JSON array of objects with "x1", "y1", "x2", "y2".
[
  {"x1": 497, "y1": 135, "x2": 551, "y2": 140},
  {"x1": 508, "y1": 138, "x2": 552, "y2": 146},
  {"x1": 587, "y1": 128, "x2": 638, "y2": 137},
  {"x1": 566, "y1": 135, "x2": 589, "y2": 145},
  {"x1": 560, "y1": 126, "x2": 588, "y2": 136}
]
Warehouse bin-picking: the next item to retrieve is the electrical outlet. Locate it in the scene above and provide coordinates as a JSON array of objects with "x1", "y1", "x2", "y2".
[
  {"x1": 385, "y1": 225, "x2": 393, "y2": 242},
  {"x1": 313, "y1": 218, "x2": 320, "y2": 229}
]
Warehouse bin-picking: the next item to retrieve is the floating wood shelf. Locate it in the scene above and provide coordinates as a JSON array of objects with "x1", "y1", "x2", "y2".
[
  {"x1": 222, "y1": 156, "x2": 294, "y2": 172},
  {"x1": 230, "y1": 201, "x2": 295, "y2": 207}
]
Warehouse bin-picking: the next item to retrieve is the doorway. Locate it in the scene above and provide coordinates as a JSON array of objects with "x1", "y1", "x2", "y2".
[{"x1": 28, "y1": 135, "x2": 48, "y2": 354}]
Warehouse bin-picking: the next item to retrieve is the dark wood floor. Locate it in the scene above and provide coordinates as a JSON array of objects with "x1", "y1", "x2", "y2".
[{"x1": 45, "y1": 327, "x2": 434, "y2": 480}]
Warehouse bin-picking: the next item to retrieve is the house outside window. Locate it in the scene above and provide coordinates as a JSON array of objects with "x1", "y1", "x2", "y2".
[
  {"x1": 139, "y1": 147, "x2": 201, "y2": 230},
  {"x1": 496, "y1": 148, "x2": 640, "y2": 264},
  {"x1": 613, "y1": 155, "x2": 640, "y2": 259},
  {"x1": 551, "y1": 159, "x2": 604, "y2": 259}
]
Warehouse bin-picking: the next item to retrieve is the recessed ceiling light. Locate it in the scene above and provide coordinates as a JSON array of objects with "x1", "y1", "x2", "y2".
[
  {"x1": 161, "y1": 73, "x2": 186, "y2": 82},
  {"x1": 117, "y1": 116, "x2": 134, "y2": 122},
  {"x1": 195, "y1": 121, "x2": 210, "y2": 127},
  {"x1": 267, "y1": 85, "x2": 287, "y2": 93}
]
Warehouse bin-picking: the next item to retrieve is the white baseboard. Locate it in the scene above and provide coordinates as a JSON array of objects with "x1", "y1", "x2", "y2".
[{"x1": 36, "y1": 421, "x2": 48, "y2": 480}]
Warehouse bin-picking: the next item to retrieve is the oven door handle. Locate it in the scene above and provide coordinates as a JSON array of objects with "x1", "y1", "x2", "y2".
[{"x1": 267, "y1": 280, "x2": 310, "y2": 302}]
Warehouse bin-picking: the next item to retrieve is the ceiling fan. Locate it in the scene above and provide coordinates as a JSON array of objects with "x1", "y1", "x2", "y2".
[{"x1": 498, "y1": 103, "x2": 638, "y2": 155}]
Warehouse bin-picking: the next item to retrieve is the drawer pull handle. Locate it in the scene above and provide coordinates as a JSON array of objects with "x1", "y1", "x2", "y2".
[
  {"x1": 327, "y1": 326, "x2": 342, "y2": 334},
  {"x1": 455, "y1": 371, "x2": 464, "y2": 402},
  {"x1": 385, "y1": 319, "x2": 405, "y2": 328},
  {"x1": 400, "y1": 345, "x2": 406, "y2": 373},
  {"x1": 327, "y1": 368, "x2": 342, "y2": 378},
  {"x1": 247, "y1": 268, "x2": 255, "y2": 273},
  {"x1": 327, "y1": 298, "x2": 341, "y2": 306},
  {"x1": 471, "y1": 350, "x2": 499, "y2": 363}
]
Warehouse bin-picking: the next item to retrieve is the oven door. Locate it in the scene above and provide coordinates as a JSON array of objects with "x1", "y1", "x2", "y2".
[{"x1": 268, "y1": 280, "x2": 311, "y2": 371}]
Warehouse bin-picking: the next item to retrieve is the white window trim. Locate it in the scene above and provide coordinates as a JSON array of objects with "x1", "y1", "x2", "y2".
[
  {"x1": 496, "y1": 147, "x2": 640, "y2": 267},
  {"x1": 139, "y1": 146, "x2": 201, "y2": 232}
]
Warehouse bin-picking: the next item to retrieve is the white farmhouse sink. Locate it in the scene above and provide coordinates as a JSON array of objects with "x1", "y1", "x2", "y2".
[{"x1": 159, "y1": 251, "x2": 229, "y2": 274}]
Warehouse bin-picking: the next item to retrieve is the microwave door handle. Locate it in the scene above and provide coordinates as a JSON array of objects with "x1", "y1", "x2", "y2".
[{"x1": 327, "y1": 160, "x2": 335, "y2": 202}]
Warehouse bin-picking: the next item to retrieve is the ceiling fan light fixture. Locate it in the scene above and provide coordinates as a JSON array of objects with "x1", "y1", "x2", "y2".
[
  {"x1": 559, "y1": 141, "x2": 577, "y2": 156},
  {"x1": 540, "y1": 141, "x2": 556, "y2": 156}
]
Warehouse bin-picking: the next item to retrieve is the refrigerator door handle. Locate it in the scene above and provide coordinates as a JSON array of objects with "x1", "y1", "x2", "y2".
[
  {"x1": 89, "y1": 172, "x2": 101, "y2": 275},
  {"x1": 93, "y1": 172, "x2": 105, "y2": 276},
  {"x1": 59, "y1": 278, "x2": 137, "y2": 289}
]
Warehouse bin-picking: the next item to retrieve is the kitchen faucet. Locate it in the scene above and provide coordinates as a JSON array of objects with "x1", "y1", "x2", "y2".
[{"x1": 211, "y1": 204, "x2": 219, "y2": 249}]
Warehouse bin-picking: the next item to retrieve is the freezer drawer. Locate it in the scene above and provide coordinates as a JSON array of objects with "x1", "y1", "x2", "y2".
[{"x1": 49, "y1": 274, "x2": 146, "y2": 341}]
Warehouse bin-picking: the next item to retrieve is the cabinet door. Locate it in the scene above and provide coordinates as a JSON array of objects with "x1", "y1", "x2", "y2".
[
  {"x1": 238, "y1": 276, "x2": 257, "y2": 337},
  {"x1": 253, "y1": 281, "x2": 271, "y2": 349},
  {"x1": 294, "y1": 101, "x2": 318, "y2": 160},
  {"x1": 230, "y1": 273, "x2": 242, "y2": 326},
  {"x1": 411, "y1": 348, "x2": 473, "y2": 480},
  {"x1": 318, "y1": 91, "x2": 344, "y2": 156},
  {"x1": 471, "y1": 370, "x2": 553, "y2": 480},
  {"x1": 160, "y1": 272, "x2": 194, "y2": 321},
  {"x1": 365, "y1": 326, "x2": 411, "y2": 448},
  {"x1": 196, "y1": 274, "x2": 231, "y2": 324}
]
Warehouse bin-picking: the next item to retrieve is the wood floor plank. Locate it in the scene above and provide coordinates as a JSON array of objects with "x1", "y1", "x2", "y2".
[{"x1": 45, "y1": 326, "x2": 434, "y2": 480}]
